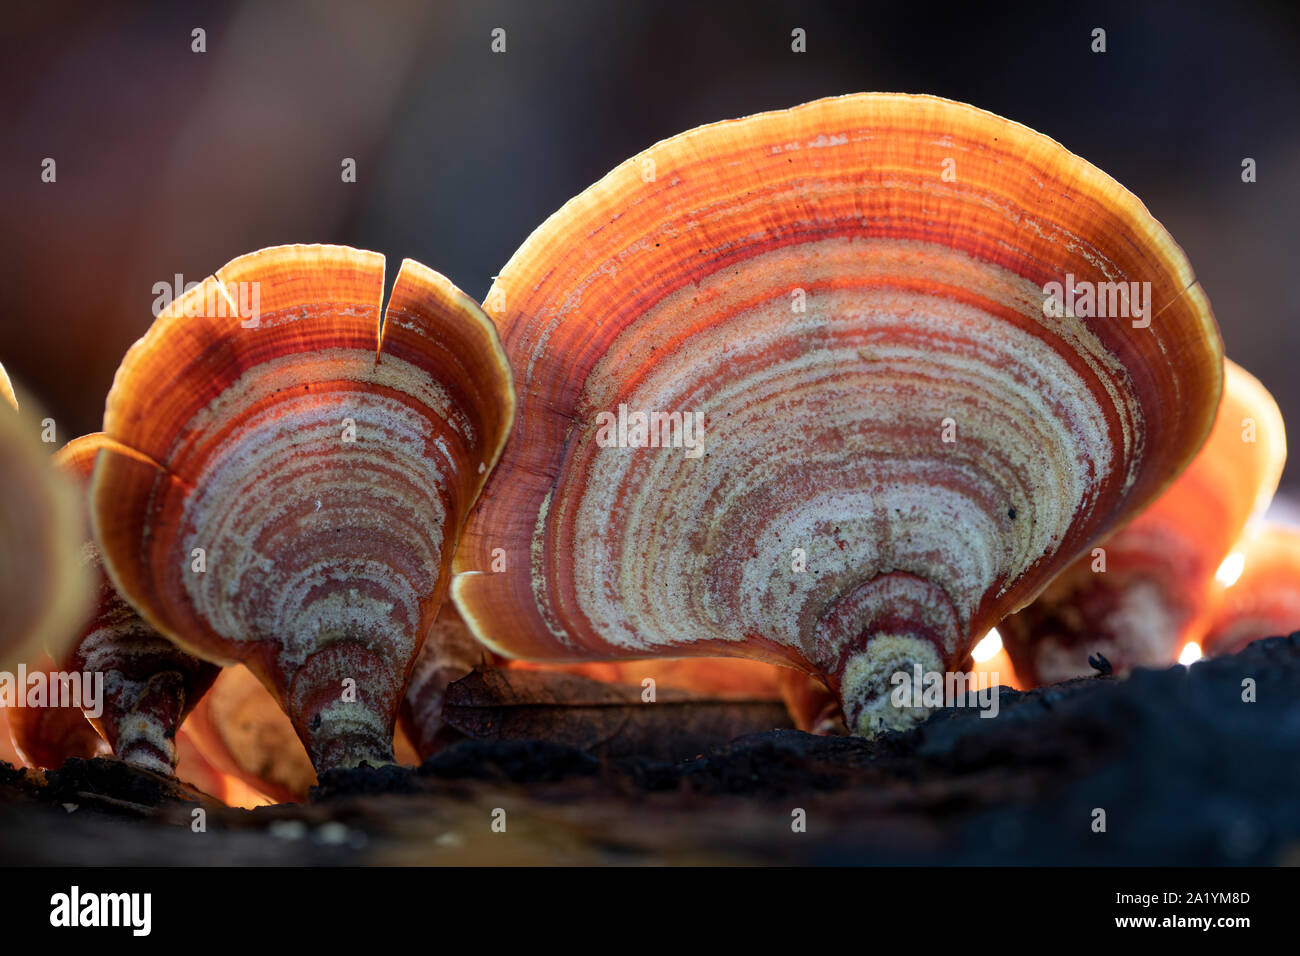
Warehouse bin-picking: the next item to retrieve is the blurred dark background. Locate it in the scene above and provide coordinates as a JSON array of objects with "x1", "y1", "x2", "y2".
[{"x1": 2, "y1": 0, "x2": 1298, "y2": 486}]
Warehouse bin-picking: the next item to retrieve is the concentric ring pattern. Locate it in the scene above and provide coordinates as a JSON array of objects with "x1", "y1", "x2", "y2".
[
  {"x1": 93, "y1": 245, "x2": 514, "y2": 768},
  {"x1": 1001, "y1": 359, "x2": 1285, "y2": 685},
  {"x1": 452, "y1": 93, "x2": 1223, "y2": 735}
]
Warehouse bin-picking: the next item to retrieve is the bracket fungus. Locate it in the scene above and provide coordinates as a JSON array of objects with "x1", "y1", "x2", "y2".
[
  {"x1": 777, "y1": 669, "x2": 851, "y2": 736},
  {"x1": 91, "y1": 245, "x2": 515, "y2": 771},
  {"x1": 1000, "y1": 360, "x2": 1285, "y2": 684},
  {"x1": 451, "y1": 93, "x2": 1223, "y2": 736},
  {"x1": 183, "y1": 663, "x2": 316, "y2": 803},
  {"x1": 1202, "y1": 524, "x2": 1300, "y2": 658},
  {"x1": 55, "y1": 434, "x2": 221, "y2": 775},
  {"x1": 0, "y1": 363, "x2": 91, "y2": 670},
  {"x1": 6, "y1": 653, "x2": 111, "y2": 769},
  {"x1": 0, "y1": 362, "x2": 16, "y2": 411},
  {"x1": 398, "y1": 604, "x2": 491, "y2": 759}
]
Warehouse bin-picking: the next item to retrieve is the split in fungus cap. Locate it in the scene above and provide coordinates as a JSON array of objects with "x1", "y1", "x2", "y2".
[{"x1": 91, "y1": 245, "x2": 515, "y2": 772}]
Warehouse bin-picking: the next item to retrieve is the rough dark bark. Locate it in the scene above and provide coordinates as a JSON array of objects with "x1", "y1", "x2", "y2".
[{"x1": 1, "y1": 635, "x2": 1298, "y2": 865}]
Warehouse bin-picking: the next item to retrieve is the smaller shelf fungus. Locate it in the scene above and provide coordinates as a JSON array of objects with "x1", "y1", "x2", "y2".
[
  {"x1": 6, "y1": 653, "x2": 111, "y2": 769},
  {"x1": 1000, "y1": 360, "x2": 1285, "y2": 684},
  {"x1": 0, "y1": 362, "x2": 16, "y2": 410},
  {"x1": 398, "y1": 604, "x2": 491, "y2": 759},
  {"x1": 1202, "y1": 524, "x2": 1300, "y2": 657},
  {"x1": 91, "y1": 245, "x2": 515, "y2": 772},
  {"x1": 55, "y1": 434, "x2": 221, "y2": 775},
  {"x1": 182, "y1": 663, "x2": 317, "y2": 803},
  {"x1": 451, "y1": 93, "x2": 1224, "y2": 736},
  {"x1": 0, "y1": 363, "x2": 91, "y2": 671}
]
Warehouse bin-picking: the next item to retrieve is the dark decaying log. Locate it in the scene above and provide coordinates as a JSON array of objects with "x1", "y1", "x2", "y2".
[
  {"x1": 0, "y1": 634, "x2": 1298, "y2": 865},
  {"x1": 439, "y1": 668, "x2": 794, "y2": 762}
]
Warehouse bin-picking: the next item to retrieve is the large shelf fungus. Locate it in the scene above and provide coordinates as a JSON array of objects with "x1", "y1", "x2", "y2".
[
  {"x1": 55, "y1": 434, "x2": 221, "y2": 775},
  {"x1": 91, "y1": 245, "x2": 515, "y2": 772},
  {"x1": 1000, "y1": 360, "x2": 1285, "y2": 684},
  {"x1": 451, "y1": 93, "x2": 1223, "y2": 737}
]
